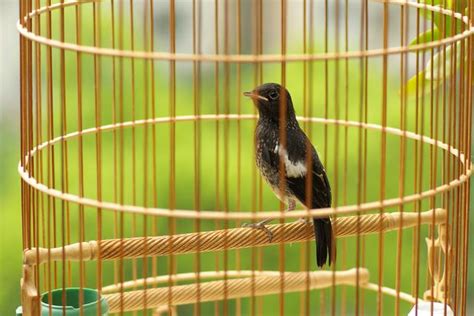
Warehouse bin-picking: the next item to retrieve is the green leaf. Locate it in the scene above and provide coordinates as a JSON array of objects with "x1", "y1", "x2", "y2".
[
  {"x1": 418, "y1": 0, "x2": 445, "y2": 6},
  {"x1": 413, "y1": 12, "x2": 463, "y2": 50},
  {"x1": 419, "y1": 0, "x2": 466, "y2": 11},
  {"x1": 425, "y1": 41, "x2": 462, "y2": 80},
  {"x1": 402, "y1": 71, "x2": 442, "y2": 98},
  {"x1": 404, "y1": 72, "x2": 424, "y2": 97},
  {"x1": 455, "y1": 0, "x2": 468, "y2": 13},
  {"x1": 435, "y1": 13, "x2": 464, "y2": 37},
  {"x1": 420, "y1": 8, "x2": 462, "y2": 36},
  {"x1": 409, "y1": 28, "x2": 441, "y2": 47}
]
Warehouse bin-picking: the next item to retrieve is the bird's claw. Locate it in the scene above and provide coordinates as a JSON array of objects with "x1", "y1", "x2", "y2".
[
  {"x1": 242, "y1": 222, "x2": 274, "y2": 242},
  {"x1": 297, "y1": 217, "x2": 312, "y2": 225}
]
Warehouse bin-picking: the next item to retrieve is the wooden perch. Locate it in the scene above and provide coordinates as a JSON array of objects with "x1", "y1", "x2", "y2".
[{"x1": 23, "y1": 208, "x2": 446, "y2": 266}]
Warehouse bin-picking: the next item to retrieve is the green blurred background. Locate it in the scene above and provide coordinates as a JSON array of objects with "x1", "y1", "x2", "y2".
[{"x1": 1, "y1": 0, "x2": 473, "y2": 315}]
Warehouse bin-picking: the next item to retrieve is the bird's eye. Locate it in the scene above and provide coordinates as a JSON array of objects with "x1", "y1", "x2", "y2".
[{"x1": 268, "y1": 90, "x2": 279, "y2": 100}]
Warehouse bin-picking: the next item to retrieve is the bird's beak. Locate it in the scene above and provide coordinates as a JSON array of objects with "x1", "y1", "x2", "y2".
[{"x1": 243, "y1": 91, "x2": 269, "y2": 102}]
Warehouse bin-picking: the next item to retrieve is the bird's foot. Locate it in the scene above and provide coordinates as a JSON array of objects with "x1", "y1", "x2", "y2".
[
  {"x1": 242, "y1": 219, "x2": 274, "y2": 242},
  {"x1": 297, "y1": 217, "x2": 312, "y2": 225},
  {"x1": 287, "y1": 199, "x2": 296, "y2": 212}
]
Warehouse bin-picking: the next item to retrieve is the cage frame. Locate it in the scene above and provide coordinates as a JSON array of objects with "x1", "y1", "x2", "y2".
[{"x1": 18, "y1": 0, "x2": 473, "y2": 314}]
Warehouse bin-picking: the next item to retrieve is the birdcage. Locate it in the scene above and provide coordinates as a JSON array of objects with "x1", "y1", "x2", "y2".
[{"x1": 17, "y1": 0, "x2": 472, "y2": 315}]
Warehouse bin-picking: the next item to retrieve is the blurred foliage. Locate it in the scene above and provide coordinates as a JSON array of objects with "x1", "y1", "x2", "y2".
[
  {"x1": 404, "y1": 0, "x2": 469, "y2": 97},
  {"x1": 0, "y1": 126, "x2": 23, "y2": 314}
]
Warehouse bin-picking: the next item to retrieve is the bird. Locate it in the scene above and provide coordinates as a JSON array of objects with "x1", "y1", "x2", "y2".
[{"x1": 243, "y1": 82, "x2": 334, "y2": 268}]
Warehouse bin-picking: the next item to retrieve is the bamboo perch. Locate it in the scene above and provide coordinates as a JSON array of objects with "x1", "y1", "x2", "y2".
[
  {"x1": 103, "y1": 268, "x2": 369, "y2": 312},
  {"x1": 23, "y1": 208, "x2": 446, "y2": 266}
]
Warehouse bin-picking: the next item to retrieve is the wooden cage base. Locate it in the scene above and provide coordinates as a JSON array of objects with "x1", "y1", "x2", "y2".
[{"x1": 24, "y1": 208, "x2": 446, "y2": 266}]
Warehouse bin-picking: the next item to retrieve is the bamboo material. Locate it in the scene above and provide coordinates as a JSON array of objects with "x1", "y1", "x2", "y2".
[
  {"x1": 424, "y1": 224, "x2": 451, "y2": 303},
  {"x1": 17, "y1": 0, "x2": 473, "y2": 313},
  {"x1": 17, "y1": 115, "x2": 471, "y2": 221},
  {"x1": 20, "y1": 265, "x2": 39, "y2": 316},
  {"x1": 16, "y1": 1, "x2": 474, "y2": 62},
  {"x1": 101, "y1": 270, "x2": 420, "y2": 306},
  {"x1": 102, "y1": 270, "x2": 283, "y2": 294},
  {"x1": 24, "y1": 208, "x2": 446, "y2": 266},
  {"x1": 103, "y1": 268, "x2": 369, "y2": 312}
]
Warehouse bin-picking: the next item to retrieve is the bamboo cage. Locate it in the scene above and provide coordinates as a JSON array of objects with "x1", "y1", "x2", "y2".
[{"x1": 18, "y1": 0, "x2": 473, "y2": 315}]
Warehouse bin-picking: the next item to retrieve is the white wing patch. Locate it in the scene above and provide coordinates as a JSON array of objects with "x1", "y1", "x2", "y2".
[
  {"x1": 274, "y1": 144, "x2": 279, "y2": 154},
  {"x1": 278, "y1": 146, "x2": 307, "y2": 178}
]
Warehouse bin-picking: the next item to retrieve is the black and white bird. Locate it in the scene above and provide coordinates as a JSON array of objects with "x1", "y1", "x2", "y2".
[{"x1": 243, "y1": 82, "x2": 334, "y2": 268}]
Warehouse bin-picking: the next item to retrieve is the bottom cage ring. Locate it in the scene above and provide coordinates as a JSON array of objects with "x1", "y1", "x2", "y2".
[
  {"x1": 103, "y1": 268, "x2": 369, "y2": 312},
  {"x1": 99, "y1": 268, "x2": 422, "y2": 313}
]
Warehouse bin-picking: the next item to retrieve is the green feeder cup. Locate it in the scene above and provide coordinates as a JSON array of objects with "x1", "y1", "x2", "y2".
[{"x1": 38, "y1": 288, "x2": 109, "y2": 316}]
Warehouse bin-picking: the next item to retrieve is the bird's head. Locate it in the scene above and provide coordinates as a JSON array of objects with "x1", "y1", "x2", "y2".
[{"x1": 243, "y1": 83, "x2": 297, "y2": 124}]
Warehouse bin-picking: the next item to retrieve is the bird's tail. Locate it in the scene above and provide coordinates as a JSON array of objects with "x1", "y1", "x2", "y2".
[{"x1": 313, "y1": 218, "x2": 334, "y2": 268}]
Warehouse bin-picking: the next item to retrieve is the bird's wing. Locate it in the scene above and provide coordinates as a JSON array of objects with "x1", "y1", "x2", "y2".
[
  {"x1": 284, "y1": 132, "x2": 332, "y2": 209},
  {"x1": 259, "y1": 138, "x2": 280, "y2": 170},
  {"x1": 285, "y1": 164, "x2": 332, "y2": 208}
]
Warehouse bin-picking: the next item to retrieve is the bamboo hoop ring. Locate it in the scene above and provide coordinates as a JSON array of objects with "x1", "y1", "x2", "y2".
[
  {"x1": 17, "y1": 0, "x2": 474, "y2": 62},
  {"x1": 100, "y1": 269, "x2": 371, "y2": 311},
  {"x1": 18, "y1": 115, "x2": 472, "y2": 220},
  {"x1": 97, "y1": 268, "x2": 420, "y2": 312},
  {"x1": 101, "y1": 270, "x2": 285, "y2": 294},
  {"x1": 100, "y1": 270, "x2": 417, "y2": 305}
]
